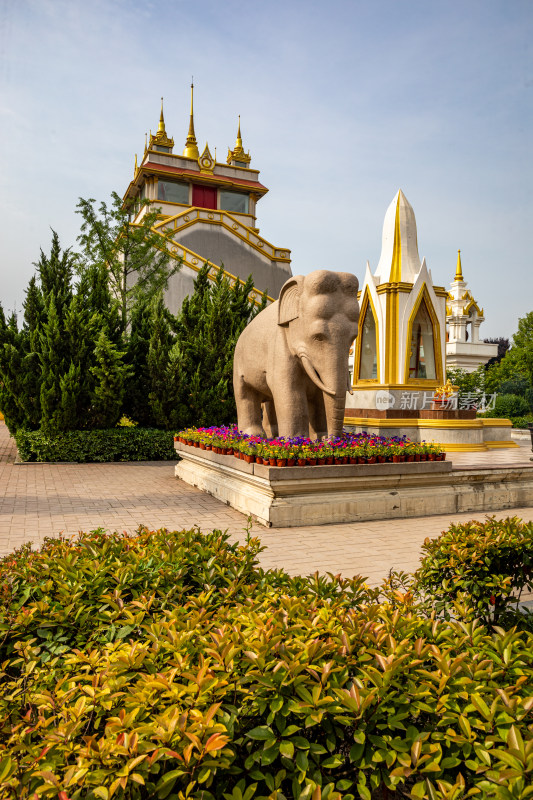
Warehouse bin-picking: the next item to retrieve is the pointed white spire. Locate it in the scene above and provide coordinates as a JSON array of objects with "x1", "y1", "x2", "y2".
[{"x1": 374, "y1": 189, "x2": 422, "y2": 284}]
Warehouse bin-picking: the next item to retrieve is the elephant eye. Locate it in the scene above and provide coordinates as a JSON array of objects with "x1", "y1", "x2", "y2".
[{"x1": 312, "y1": 332, "x2": 326, "y2": 342}]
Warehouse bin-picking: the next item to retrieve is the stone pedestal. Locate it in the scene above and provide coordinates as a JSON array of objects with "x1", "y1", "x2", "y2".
[{"x1": 175, "y1": 442, "x2": 533, "y2": 527}]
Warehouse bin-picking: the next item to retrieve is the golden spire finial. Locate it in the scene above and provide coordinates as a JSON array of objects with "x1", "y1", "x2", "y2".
[
  {"x1": 134, "y1": 153, "x2": 138, "y2": 175},
  {"x1": 227, "y1": 114, "x2": 251, "y2": 166},
  {"x1": 148, "y1": 98, "x2": 174, "y2": 152},
  {"x1": 158, "y1": 97, "x2": 166, "y2": 134},
  {"x1": 183, "y1": 80, "x2": 199, "y2": 159},
  {"x1": 455, "y1": 249, "x2": 464, "y2": 281}
]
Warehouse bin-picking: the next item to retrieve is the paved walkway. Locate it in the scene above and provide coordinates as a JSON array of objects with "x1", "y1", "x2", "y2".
[{"x1": 1, "y1": 422, "x2": 532, "y2": 586}]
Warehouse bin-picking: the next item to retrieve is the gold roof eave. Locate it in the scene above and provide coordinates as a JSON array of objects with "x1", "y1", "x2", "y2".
[{"x1": 125, "y1": 163, "x2": 270, "y2": 199}]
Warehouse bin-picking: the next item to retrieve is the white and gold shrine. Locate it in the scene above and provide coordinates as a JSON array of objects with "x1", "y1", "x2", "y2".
[
  {"x1": 350, "y1": 189, "x2": 448, "y2": 409},
  {"x1": 346, "y1": 190, "x2": 516, "y2": 451},
  {"x1": 445, "y1": 251, "x2": 498, "y2": 371}
]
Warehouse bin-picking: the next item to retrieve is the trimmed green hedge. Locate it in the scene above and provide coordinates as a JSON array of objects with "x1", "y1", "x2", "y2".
[
  {"x1": 0, "y1": 525, "x2": 532, "y2": 799},
  {"x1": 415, "y1": 516, "x2": 533, "y2": 629},
  {"x1": 14, "y1": 427, "x2": 176, "y2": 462}
]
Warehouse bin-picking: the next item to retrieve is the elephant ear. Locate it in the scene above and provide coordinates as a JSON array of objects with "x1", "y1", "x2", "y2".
[{"x1": 278, "y1": 276, "x2": 302, "y2": 326}]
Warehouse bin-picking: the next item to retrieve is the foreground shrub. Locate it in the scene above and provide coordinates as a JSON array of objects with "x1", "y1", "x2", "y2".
[
  {"x1": 14, "y1": 427, "x2": 176, "y2": 462},
  {"x1": 415, "y1": 516, "x2": 533, "y2": 629},
  {"x1": 1, "y1": 527, "x2": 533, "y2": 799}
]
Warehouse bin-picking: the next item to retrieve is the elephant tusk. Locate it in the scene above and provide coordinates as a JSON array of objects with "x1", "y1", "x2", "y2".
[
  {"x1": 347, "y1": 371, "x2": 353, "y2": 395},
  {"x1": 300, "y1": 355, "x2": 336, "y2": 397}
]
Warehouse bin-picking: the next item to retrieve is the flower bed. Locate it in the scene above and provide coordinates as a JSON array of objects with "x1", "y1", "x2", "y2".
[{"x1": 175, "y1": 426, "x2": 445, "y2": 466}]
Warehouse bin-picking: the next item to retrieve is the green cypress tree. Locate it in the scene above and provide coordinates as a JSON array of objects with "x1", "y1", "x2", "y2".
[
  {"x1": 23, "y1": 276, "x2": 44, "y2": 348},
  {"x1": 0, "y1": 306, "x2": 27, "y2": 432},
  {"x1": 146, "y1": 295, "x2": 176, "y2": 429},
  {"x1": 123, "y1": 295, "x2": 155, "y2": 426},
  {"x1": 0, "y1": 230, "x2": 132, "y2": 435},
  {"x1": 172, "y1": 264, "x2": 266, "y2": 428},
  {"x1": 18, "y1": 276, "x2": 45, "y2": 428},
  {"x1": 90, "y1": 330, "x2": 130, "y2": 428},
  {"x1": 59, "y1": 361, "x2": 82, "y2": 430},
  {"x1": 36, "y1": 231, "x2": 73, "y2": 319},
  {"x1": 39, "y1": 296, "x2": 67, "y2": 434},
  {"x1": 77, "y1": 262, "x2": 122, "y2": 348}
]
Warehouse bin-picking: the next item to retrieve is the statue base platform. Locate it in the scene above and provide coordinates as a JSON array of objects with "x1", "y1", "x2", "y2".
[
  {"x1": 344, "y1": 412, "x2": 517, "y2": 452},
  {"x1": 174, "y1": 442, "x2": 533, "y2": 527}
]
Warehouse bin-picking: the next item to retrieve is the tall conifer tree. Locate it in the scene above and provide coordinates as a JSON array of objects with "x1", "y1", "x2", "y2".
[
  {"x1": 123, "y1": 295, "x2": 154, "y2": 426},
  {"x1": 39, "y1": 296, "x2": 67, "y2": 434},
  {"x1": 147, "y1": 295, "x2": 177, "y2": 429},
  {"x1": 90, "y1": 330, "x2": 130, "y2": 428}
]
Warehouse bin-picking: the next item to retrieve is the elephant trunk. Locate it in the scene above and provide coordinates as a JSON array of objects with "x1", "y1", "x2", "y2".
[{"x1": 322, "y1": 390, "x2": 347, "y2": 439}]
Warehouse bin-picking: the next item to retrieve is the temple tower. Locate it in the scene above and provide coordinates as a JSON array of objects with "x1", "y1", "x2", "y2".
[
  {"x1": 122, "y1": 88, "x2": 292, "y2": 312},
  {"x1": 445, "y1": 251, "x2": 498, "y2": 371},
  {"x1": 345, "y1": 191, "x2": 515, "y2": 451},
  {"x1": 350, "y1": 189, "x2": 448, "y2": 410}
]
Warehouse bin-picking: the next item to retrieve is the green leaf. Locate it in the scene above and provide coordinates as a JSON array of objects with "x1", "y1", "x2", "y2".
[
  {"x1": 247, "y1": 726, "x2": 274, "y2": 740},
  {"x1": 507, "y1": 725, "x2": 524, "y2": 754},
  {"x1": 156, "y1": 769, "x2": 185, "y2": 799},
  {"x1": 280, "y1": 741, "x2": 294, "y2": 759},
  {"x1": 292, "y1": 736, "x2": 311, "y2": 750},
  {"x1": 116, "y1": 624, "x2": 135, "y2": 639},
  {"x1": 260, "y1": 745, "x2": 279, "y2": 766},
  {"x1": 411, "y1": 781, "x2": 427, "y2": 799},
  {"x1": 350, "y1": 743, "x2": 364, "y2": 763},
  {"x1": 322, "y1": 754, "x2": 343, "y2": 769}
]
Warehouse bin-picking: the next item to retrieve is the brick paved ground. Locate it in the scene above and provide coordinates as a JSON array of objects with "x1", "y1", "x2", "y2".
[{"x1": 1, "y1": 422, "x2": 532, "y2": 587}]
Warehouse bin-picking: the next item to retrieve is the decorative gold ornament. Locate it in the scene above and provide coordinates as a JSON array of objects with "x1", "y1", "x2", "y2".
[
  {"x1": 433, "y1": 380, "x2": 455, "y2": 401},
  {"x1": 148, "y1": 98, "x2": 174, "y2": 151},
  {"x1": 198, "y1": 142, "x2": 215, "y2": 173},
  {"x1": 227, "y1": 115, "x2": 251, "y2": 165},
  {"x1": 454, "y1": 249, "x2": 464, "y2": 281},
  {"x1": 183, "y1": 82, "x2": 199, "y2": 159}
]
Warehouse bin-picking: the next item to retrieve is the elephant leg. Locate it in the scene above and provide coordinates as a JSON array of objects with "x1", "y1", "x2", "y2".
[
  {"x1": 234, "y1": 378, "x2": 264, "y2": 436},
  {"x1": 308, "y1": 390, "x2": 328, "y2": 440},
  {"x1": 262, "y1": 400, "x2": 278, "y2": 439},
  {"x1": 274, "y1": 391, "x2": 310, "y2": 439}
]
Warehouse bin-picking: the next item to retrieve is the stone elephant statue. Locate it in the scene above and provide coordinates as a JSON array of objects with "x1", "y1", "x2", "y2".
[{"x1": 233, "y1": 270, "x2": 359, "y2": 439}]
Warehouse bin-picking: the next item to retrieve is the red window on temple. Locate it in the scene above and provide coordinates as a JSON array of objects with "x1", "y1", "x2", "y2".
[{"x1": 192, "y1": 184, "x2": 217, "y2": 209}]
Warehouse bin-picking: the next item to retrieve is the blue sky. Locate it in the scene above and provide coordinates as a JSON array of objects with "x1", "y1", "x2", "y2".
[{"x1": 1, "y1": 0, "x2": 531, "y2": 338}]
